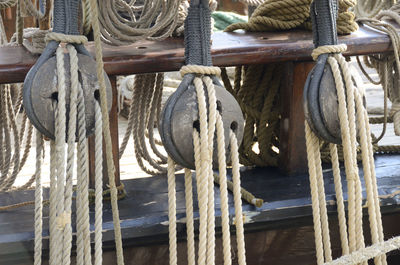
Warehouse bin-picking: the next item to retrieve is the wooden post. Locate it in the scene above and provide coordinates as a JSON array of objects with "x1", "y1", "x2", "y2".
[
  {"x1": 279, "y1": 61, "x2": 315, "y2": 176},
  {"x1": 89, "y1": 75, "x2": 120, "y2": 188},
  {"x1": 38, "y1": 0, "x2": 52, "y2": 30}
]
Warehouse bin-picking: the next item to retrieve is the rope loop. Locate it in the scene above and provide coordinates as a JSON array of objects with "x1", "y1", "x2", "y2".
[
  {"x1": 45, "y1": 32, "x2": 88, "y2": 44},
  {"x1": 180, "y1": 65, "x2": 221, "y2": 77},
  {"x1": 311, "y1": 44, "x2": 348, "y2": 61}
]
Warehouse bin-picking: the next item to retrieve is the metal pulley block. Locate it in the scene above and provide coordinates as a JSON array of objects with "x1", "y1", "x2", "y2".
[
  {"x1": 23, "y1": 0, "x2": 112, "y2": 140},
  {"x1": 304, "y1": 0, "x2": 342, "y2": 144},
  {"x1": 160, "y1": 74, "x2": 244, "y2": 170}
]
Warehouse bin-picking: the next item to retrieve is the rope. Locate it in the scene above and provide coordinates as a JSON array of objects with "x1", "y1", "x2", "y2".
[
  {"x1": 87, "y1": 0, "x2": 125, "y2": 263},
  {"x1": 357, "y1": 5, "x2": 400, "y2": 137},
  {"x1": 184, "y1": 168, "x2": 196, "y2": 265},
  {"x1": 94, "y1": 101, "x2": 103, "y2": 265},
  {"x1": 33, "y1": 130, "x2": 44, "y2": 265},
  {"x1": 306, "y1": 44, "x2": 388, "y2": 265},
  {"x1": 324, "y1": 235, "x2": 400, "y2": 265},
  {"x1": 96, "y1": 0, "x2": 186, "y2": 45},
  {"x1": 165, "y1": 65, "x2": 247, "y2": 265},
  {"x1": 167, "y1": 157, "x2": 177, "y2": 265},
  {"x1": 226, "y1": 0, "x2": 357, "y2": 34}
]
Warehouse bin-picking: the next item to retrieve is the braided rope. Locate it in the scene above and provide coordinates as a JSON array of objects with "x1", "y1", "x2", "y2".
[
  {"x1": 33, "y1": 131, "x2": 43, "y2": 265},
  {"x1": 306, "y1": 44, "x2": 391, "y2": 264},
  {"x1": 216, "y1": 113, "x2": 232, "y2": 265},
  {"x1": 167, "y1": 157, "x2": 177, "y2": 265},
  {"x1": 88, "y1": 0, "x2": 125, "y2": 263},
  {"x1": 45, "y1": 32, "x2": 88, "y2": 44},
  {"x1": 97, "y1": 0, "x2": 185, "y2": 45},
  {"x1": 94, "y1": 101, "x2": 103, "y2": 265},
  {"x1": 54, "y1": 46, "x2": 67, "y2": 265},
  {"x1": 184, "y1": 168, "x2": 196, "y2": 265}
]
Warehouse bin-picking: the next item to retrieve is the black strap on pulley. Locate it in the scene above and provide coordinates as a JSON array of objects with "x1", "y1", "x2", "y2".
[{"x1": 304, "y1": 0, "x2": 342, "y2": 144}]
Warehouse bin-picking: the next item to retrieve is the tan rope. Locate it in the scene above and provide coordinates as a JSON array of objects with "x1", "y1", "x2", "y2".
[
  {"x1": 97, "y1": 0, "x2": 185, "y2": 45},
  {"x1": 33, "y1": 130, "x2": 44, "y2": 265},
  {"x1": 184, "y1": 168, "x2": 196, "y2": 265},
  {"x1": 87, "y1": 0, "x2": 125, "y2": 263},
  {"x1": 167, "y1": 156, "x2": 177, "y2": 265},
  {"x1": 306, "y1": 44, "x2": 389, "y2": 264}
]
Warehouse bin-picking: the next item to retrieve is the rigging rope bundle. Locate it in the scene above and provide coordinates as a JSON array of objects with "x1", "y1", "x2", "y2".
[
  {"x1": 306, "y1": 44, "x2": 387, "y2": 265},
  {"x1": 167, "y1": 65, "x2": 247, "y2": 265},
  {"x1": 119, "y1": 73, "x2": 173, "y2": 175},
  {"x1": 31, "y1": 33, "x2": 105, "y2": 265}
]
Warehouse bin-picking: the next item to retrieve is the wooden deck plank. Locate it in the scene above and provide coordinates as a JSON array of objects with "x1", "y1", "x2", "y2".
[{"x1": 0, "y1": 25, "x2": 395, "y2": 84}]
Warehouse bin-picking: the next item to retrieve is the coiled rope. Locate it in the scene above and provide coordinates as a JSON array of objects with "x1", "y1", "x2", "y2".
[
  {"x1": 167, "y1": 65, "x2": 246, "y2": 265},
  {"x1": 96, "y1": 0, "x2": 185, "y2": 45}
]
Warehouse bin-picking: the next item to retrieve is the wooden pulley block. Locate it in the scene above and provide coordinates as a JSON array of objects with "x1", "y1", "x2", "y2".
[
  {"x1": 23, "y1": 52, "x2": 112, "y2": 140},
  {"x1": 160, "y1": 74, "x2": 244, "y2": 170},
  {"x1": 23, "y1": 0, "x2": 112, "y2": 140}
]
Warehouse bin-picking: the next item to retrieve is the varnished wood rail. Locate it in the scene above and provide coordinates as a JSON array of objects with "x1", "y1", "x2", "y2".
[{"x1": 0, "y1": 25, "x2": 395, "y2": 84}]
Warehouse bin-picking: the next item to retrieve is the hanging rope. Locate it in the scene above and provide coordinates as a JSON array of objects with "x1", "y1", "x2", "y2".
[
  {"x1": 305, "y1": 44, "x2": 388, "y2": 265},
  {"x1": 119, "y1": 73, "x2": 173, "y2": 175},
  {"x1": 357, "y1": 5, "x2": 400, "y2": 137},
  {"x1": 166, "y1": 65, "x2": 247, "y2": 265},
  {"x1": 88, "y1": 0, "x2": 125, "y2": 263}
]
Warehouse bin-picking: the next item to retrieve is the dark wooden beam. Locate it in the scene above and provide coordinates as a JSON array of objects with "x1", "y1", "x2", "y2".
[
  {"x1": 0, "y1": 25, "x2": 395, "y2": 84},
  {"x1": 88, "y1": 76, "x2": 120, "y2": 189},
  {"x1": 279, "y1": 61, "x2": 315, "y2": 175}
]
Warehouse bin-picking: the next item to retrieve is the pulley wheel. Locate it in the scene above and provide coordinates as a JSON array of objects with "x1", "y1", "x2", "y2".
[
  {"x1": 23, "y1": 52, "x2": 112, "y2": 140},
  {"x1": 160, "y1": 76, "x2": 244, "y2": 170}
]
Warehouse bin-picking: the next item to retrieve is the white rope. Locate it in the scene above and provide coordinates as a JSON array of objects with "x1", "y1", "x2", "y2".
[
  {"x1": 230, "y1": 131, "x2": 247, "y2": 265},
  {"x1": 167, "y1": 156, "x2": 177, "y2": 265},
  {"x1": 216, "y1": 113, "x2": 232, "y2": 265},
  {"x1": 306, "y1": 45, "x2": 390, "y2": 265},
  {"x1": 49, "y1": 140, "x2": 57, "y2": 265},
  {"x1": 97, "y1": 0, "x2": 186, "y2": 45},
  {"x1": 184, "y1": 168, "x2": 196, "y2": 265},
  {"x1": 54, "y1": 46, "x2": 67, "y2": 265},
  {"x1": 165, "y1": 65, "x2": 247, "y2": 265},
  {"x1": 94, "y1": 101, "x2": 103, "y2": 265},
  {"x1": 33, "y1": 130, "x2": 44, "y2": 265}
]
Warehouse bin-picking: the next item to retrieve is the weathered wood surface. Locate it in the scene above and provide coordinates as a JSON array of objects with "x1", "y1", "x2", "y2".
[
  {"x1": 1, "y1": 154, "x2": 400, "y2": 264},
  {"x1": 279, "y1": 61, "x2": 315, "y2": 175},
  {"x1": 0, "y1": 25, "x2": 396, "y2": 84}
]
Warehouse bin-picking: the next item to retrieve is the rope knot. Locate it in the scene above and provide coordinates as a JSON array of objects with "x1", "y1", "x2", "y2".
[
  {"x1": 56, "y1": 211, "x2": 71, "y2": 230},
  {"x1": 311, "y1": 44, "x2": 347, "y2": 61},
  {"x1": 180, "y1": 65, "x2": 221, "y2": 77},
  {"x1": 45, "y1": 32, "x2": 88, "y2": 44}
]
